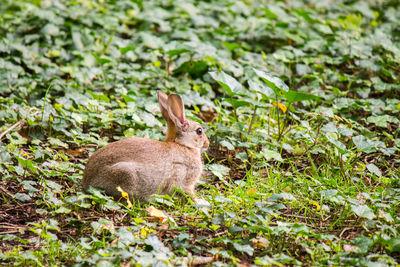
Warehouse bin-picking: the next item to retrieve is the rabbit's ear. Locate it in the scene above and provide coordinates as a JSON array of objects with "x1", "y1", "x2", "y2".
[
  {"x1": 167, "y1": 94, "x2": 189, "y2": 131},
  {"x1": 158, "y1": 91, "x2": 171, "y2": 122}
]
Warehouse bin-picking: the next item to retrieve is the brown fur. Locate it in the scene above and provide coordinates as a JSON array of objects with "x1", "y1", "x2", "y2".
[{"x1": 82, "y1": 91, "x2": 209, "y2": 202}]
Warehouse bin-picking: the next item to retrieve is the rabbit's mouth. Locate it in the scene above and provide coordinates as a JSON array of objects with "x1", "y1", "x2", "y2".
[
  {"x1": 202, "y1": 137, "x2": 210, "y2": 149},
  {"x1": 201, "y1": 147, "x2": 209, "y2": 153}
]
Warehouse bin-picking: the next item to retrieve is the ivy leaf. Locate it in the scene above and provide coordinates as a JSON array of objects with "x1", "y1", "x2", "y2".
[
  {"x1": 262, "y1": 149, "x2": 283, "y2": 162},
  {"x1": 208, "y1": 164, "x2": 230, "y2": 179},
  {"x1": 92, "y1": 53, "x2": 112, "y2": 65},
  {"x1": 352, "y1": 135, "x2": 380, "y2": 153},
  {"x1": 48, "y1": 137, "x2": 69, "y2": 149},
  {"x1": 233, "y1": 242, "x2": 254, "y2": 256},
  {"x1": 221, "y1": 42, "x2": 242, "y2": 51},
  {"x1": 366, "y1": 115, "x2": 399, "y2": 128},
  {"x1": 248, "y1": 79, "x2": 275, "y2": 98},
  {"x1": 366, "y1": 163, "x2": 382, "y2": 177},
  {"x1": 253, "y1": 68, "x2": 289, "y2": 92},
  {"x1": 283, "y1": 90, "x2": 320, "y2": 103},
  {"x1": 12, "y1": 193, "x2": 31, "y2": 202},
  {"x1": 352, "y1": 236, "x2": 373, "y2": 254},
  {"x1": 144, "y1": 235, "x2": 170, "y2": 254},
  {"x1": 351, "y1": 205, "x2": 376, "y2": 220},
  {"x1": 220, "y1": 140, "x2": 235, "y2": 150},
  {"x1": 387, "y1": 237, "x2": 400, "y2": 253},
  {"x1": 327, "y1": 138, "x2": 347, "y2": 154},
  {"x1": 119, "y1": 46, "x2": 136, "y2": 55},
  {"x1": 166, "y1": 48, "x2": 190, "y2": 57},
  {"x1": 209, "y1": 71, "x2": 242, "y2": 96},
  {"x1": 54, "y1": 206, "x2": 72, "y2": 214}
]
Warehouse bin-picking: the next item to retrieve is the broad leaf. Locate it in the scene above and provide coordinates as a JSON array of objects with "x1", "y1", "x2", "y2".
[
  {"x1": 209, "y1": 71, "x2": 242, "y2": 96},
  {"x1": 253, "y1": 68, "x2": 289, "y2": 92},
  {"x1": 351, "y1": 205, "x2": 376, "y2": 220},
  {"x1": 283, "y1": 90, "x2": 320, "y2": 103},
  {"x1": 119, "y1": 46, "x2": 136, "y2": 55},
  {"x1": 366, "y1": 163, "x2": 382, "y2": 177}
]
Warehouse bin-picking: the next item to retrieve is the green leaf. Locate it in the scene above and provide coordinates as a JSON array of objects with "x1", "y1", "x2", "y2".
[
  {"x1": 351, "y1": 205, "x2": 376, "y2": 220},
  {"x1": 327, "y1": 138, "x2": 347, "y2": 154},
  {"x1": 262, "y1": 149, "x2": 283, "y2": 162},
  {"x1": 253, "y1": 68, "x2": 289, "y2": 92},
  {"x1": 54, "y1": 206, "x2": 72, "y2": 214},
  {"x1": 88, "y1": 91, "x2": 110, "y2": 103},
  {"x1": 221, "y1": 42, "x2": 242, "y2": 51},
  {"x1": 207, "y1": 164, "x2": 230, "y2": 179},
  {"x1": 15, "y1": 155, "x2": 38, "y2": 173},
  {"x1": 232, "y1": 242, "x2": 254, "y2": 256},
  {"x1": 352, "y1": 236, "x2": 373, "y2": 254},
  {"x1": 209, "y1": 71, "x2": 242, "y2": 96},
  {"x1": 223, "y1": 97, "x2": 253, "y2": 108},
  {"x1": 292, "y1": 9, "x2": 320, "y2": 23},
  {"x1": 144, "y1": 235, "x2": 169, "y2": 253},
  {"x1": 166, "y1": 48, "x2": 190, "y2": 57},
  {"x1": 91, "y1": 53, "x2": 112, "y2": 65},
  {"x1": 13, "y1": 193, "x2": 31, "y2": 202},
  {"x1": 366, "y1": 115, "x2": 400, "y2": 128},
  {"x1": 387, "y1": 237, "x2": 400, "y2": 253},
  {"x1": 248, "y1": 79, "x2": 275, "y2": 98},
  {"x1": 119, "y1": 46, "x2": 136, "y2": 55},
  {"x1": 48, "y1": 137, "x2": 69, "y2": 149},
  {"x1": 220, "y1": 140, "x2": 235, "y2": 150},
  {"x1": 262, "y1": 8, "x2": 278, "y2": 19},
  {"x1": 283, "y1": 90, "x2": 320, "y2": 103},
  {"x1": 174, "y1": 60, "x2": 208, "y2": 78},
  {"x1": 366, "y1": 163, "x2": 382, "y2": 177},
  {"x1": 352, "y1": 135, "x2": 382, "y2": 153},
  {"x1": 268, "y1": 193, "x2": 296, "y2": 201}
]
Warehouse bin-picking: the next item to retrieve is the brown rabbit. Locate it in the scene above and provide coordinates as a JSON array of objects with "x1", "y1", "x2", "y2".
[{"x1": 82, "y1": 91, "x2": 209, "y2": 202}]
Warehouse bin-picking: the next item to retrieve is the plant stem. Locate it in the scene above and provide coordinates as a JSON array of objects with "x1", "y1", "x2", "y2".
[
  {"x1": 229, "y1": 94, "x2": 238, "y2": 122},
  {"x1": 276, "y1": 97, "x2": 281, "y2": 141},
  {"x1": 247, "y1": 106, "x2": 257, "y2": 135},
  {"x1": 268, "y1": 106, "x2": 271, "y2": 137}
]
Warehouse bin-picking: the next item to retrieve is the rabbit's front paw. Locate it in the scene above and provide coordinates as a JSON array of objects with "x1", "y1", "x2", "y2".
[{"x1": 183, "y1": 185, "x2": 195, "y2": 196}]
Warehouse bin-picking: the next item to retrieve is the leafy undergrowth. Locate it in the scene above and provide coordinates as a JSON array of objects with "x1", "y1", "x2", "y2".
[{"x1": 0, "y1": 0, "x2": 399, "y2": 265}]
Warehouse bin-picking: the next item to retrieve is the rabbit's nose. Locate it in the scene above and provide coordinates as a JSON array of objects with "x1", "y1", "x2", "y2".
[{"x1": 203, "y1": 136, "x2": 210, "y2": 148}]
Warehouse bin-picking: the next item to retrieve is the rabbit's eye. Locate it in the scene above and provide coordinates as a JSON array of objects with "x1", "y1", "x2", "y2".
[{"x1": 196, "y1": 128, "x2": 203, "y2": 135}]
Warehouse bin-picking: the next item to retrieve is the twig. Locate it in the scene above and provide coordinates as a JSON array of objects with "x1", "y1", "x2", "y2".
[
  {"x1": 0, "y1": 186, "x2": 13, "y2": 197},
  {"x1": 214, "y1": 230, "x2": 228, "y2": 237},
  {"x1": 172, "y1": 256, "x2": 215, "y2": 266},
  {"x1": 0, "y1": 230, "x2": 22, "y2": 235},
  {"x1": 0, "y1": 120, "x2": 25, "y2": 141},
  {"x1": 0, "y1": 224, "x2": 28, "y2": 229},
  {"x1": 0, "y1": 111, "x2": 40, "y2": 141},
  {"x1": 339, "y1": 227, "x2": 351, "y2": 238}
]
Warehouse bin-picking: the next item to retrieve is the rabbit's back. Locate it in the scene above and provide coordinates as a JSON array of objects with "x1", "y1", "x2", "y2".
[{"x1": 83, "y1": 137, "x2": 202, "y2": 200}]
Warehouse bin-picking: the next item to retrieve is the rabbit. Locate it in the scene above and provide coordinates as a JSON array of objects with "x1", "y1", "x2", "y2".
[{"x1": 82, "y1": 91, "x2": 209, "y2": 202}]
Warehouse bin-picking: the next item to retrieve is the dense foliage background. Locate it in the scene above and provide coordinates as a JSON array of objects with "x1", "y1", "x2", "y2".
[{"x1": 0, "y1": 0, "x2": 399, "y2": 265}]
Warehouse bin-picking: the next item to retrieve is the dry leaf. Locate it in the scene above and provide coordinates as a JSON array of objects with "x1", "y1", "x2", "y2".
[
  {"x1": 309, "y1": 200, "x2": 321, "y2": 211},
  {"x1": 356, "y1": 192, "x2": 366, "y2": 205},
  {"x1": 146, "y1": 206, "x2": 168, "y2": 223},
  {"x1": 159, "y1": 224, "x2": 169, "y2": 231},
  {"x1": 246, "y1": 188, "x2": 257, "y2": 195},
  {"x1": 140, "y1": 228, "x2": 148, "y2": 238},
  {"x1": 272, "y1": 102, "x2": 287, "y2": 113},
  {"x1": 251, "y1": 237, "x2": 269, "y2": 248},
  {"x1": 65, "y1": 148, "x2": 85, "y2": 157},
  {"x1": 116, "y1": 186, "x2": 133, "y2": 209},
  {"x1": 343, "y1": 244, "x2": 358, "y2": 252}
]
